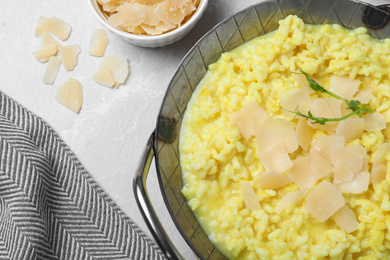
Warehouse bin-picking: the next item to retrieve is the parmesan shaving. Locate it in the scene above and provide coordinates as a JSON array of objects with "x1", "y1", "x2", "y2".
[
  {"x1": 89, "y1": 29, "x2": 109, "y2": 57},
  {"x1": 354, "y1": 86, "x2": 373, "y2": 104},
  {"x1": 255, "y1": 117, "x2": 298, "y2": 153},
  {"x1": 329, "y1": 75, "x2": 360, "y2": 100},
  {"x1": 231, "y1": 101, "x2": 268, "y2": 140},
  {"x1": 336, "y1": 118, "x2": 365, "y2": 143},
  {"x1": 349, "y1": 145, "x2": 369, "y2": 172},
  {"x1": 373, "y1": 143, "x2": 390, "y2": 169},
  {"x1": 35, "y1": 16, "x2": 72, "y2": 40},
  {"x1": 295, "y1": 73, "x2": 321, "y2": 94},
  {"x1": 332, "y1": 205, "x2": 358, "y2": 233},
  {"x1": 42, "y1": 56, "x2": 61, "y2": 85},
  {"x1": 100, "y1": 55, "x2": 130, "y2": 85},
  {"x1": 275, "y1": 188, "x2": 308, "y2": 214},
  {"x1": 335, "y1": 171, "x2": 370, "y2": 194},
  {"x1": 310, "y1": 98, "x2": 334, "y2": 118},
  {"x1": 312, "y1": 135, "x2": 345, "y2": 163},
  {"x1": 286, "y1": 157, "x2": 315, "y2": 189},
  {"x1": 310, "y1": 149, "x2": 333, "y2": 181},
  {"x1": 308, "y1": 98, "x2": 339, "y2": 132},
  {"x1": 33, "y1": 44, "x2": 58, "y2": 63},
  {"x1": 258, "y1": 143, "x2": 293, "y2": 173},
  {"x1": 364, "y1": 112, "x2": 387, "y2": 132},
  {"x1": 35, "y1": 17, "x2": 50, "y2": 37},
  {"x1": 42, "y1": 32, "x2": 61, "y2": 49},
  {"x1": 48, "y1": 17, "x2": 72, "y2": 40},
  {"x1": 259, "y1": 172, "x2": 293, "y2": 190},
  {"x1": 93, "y1": 69, "x2": 115, "y2": 88},
  {"x1": 331, "y1": 144, "x2": 363, "y2": 173},
  {"x1": 59, "y1": 45, "x2": 81, "y2": 71},
  {"x1": 280, "y1": 87, "x2": 311, "y2": 119},
  {"x1": 56, "y1": 78, "x2": 83, "y2": 114},
  {"x1": 333, "y1": 160, "x2": 354, "y2": 184},
  {"x1": 305, "y1": 181, "x2": 345, "y2": 222},
  {"x1": 324, "y1": 98, "x2": 343, "y2": 118},
  {"x1": 241, "y1": 182, "x2": 261, "y2": 212},
  {"x1": 295, "y1": 118, "x2": 313, "y2": 151},
  {"x1": 371, "y1": 164, "x2": 386, "y2": 188}
]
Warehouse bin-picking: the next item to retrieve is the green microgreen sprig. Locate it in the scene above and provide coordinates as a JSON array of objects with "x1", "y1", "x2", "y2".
[{"x1": 283, "y1": 69, "x2": 373, "y2": 125}]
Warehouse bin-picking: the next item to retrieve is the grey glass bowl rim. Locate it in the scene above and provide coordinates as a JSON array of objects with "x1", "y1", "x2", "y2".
[{"x1": 134, "y1": 1, "x2": 390, "y2": 260}]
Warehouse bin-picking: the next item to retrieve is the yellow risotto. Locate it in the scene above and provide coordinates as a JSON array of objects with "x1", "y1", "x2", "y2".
[{"x1": 179, "y1": 15, "x2": 390, "y2": 259}]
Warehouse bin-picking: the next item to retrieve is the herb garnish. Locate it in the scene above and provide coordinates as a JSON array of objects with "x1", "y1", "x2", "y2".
[{"x1": 282, "y1": 69, "x2": 373, "y2": 125}]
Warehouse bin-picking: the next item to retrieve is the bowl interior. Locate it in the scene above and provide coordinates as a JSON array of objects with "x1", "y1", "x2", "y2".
[{"x1": 154, "y1": 0, "x2": 390, "y2": 259}]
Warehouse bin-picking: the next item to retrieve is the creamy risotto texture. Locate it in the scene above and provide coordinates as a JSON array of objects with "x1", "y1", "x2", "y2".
[{"x1": 179, "y1": 15, "x2": 390, "y2": 259}]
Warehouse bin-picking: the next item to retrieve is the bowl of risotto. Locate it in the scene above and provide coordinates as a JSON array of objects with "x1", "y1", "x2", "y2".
[{"x1": 133, "y1": 0, "x2": 390, "y2": 259}]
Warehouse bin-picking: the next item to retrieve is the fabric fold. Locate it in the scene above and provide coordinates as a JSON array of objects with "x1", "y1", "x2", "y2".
[{"x1": 0, "y1": 91, "x2": 165, "y2": 260}]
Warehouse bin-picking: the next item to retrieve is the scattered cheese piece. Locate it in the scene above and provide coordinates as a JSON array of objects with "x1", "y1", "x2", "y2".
[
  {"x1": 59, "y1": 45, "x2": 81, "y2": 71},
  {"x1": 258, "y1": 143, "x2": 293, "y2": 173},
  {"x1": 310, "y1": 149, "x2": 333, "y2": 181},
  {"x1": 332, "y1": 205, "x2": 358, "y2": 233},
  {"x1": 33, "y1": 44, "x2": 58, "y2": 63},
  {"x1": 241, "y1": 182, "x2": 261, "y2": 212},
  {"x1": 286, "y1": 157, "x2": 315, "y2": 189},
  {"x1": 47, "y1": 17, "x2": 72, "y2": 40},
  {"x1": 231, "y1": 101, "x2": 268, "y2": 140},
  {"x1": 331, "y1": 144, "x2": 363, "y2": 173},
  {"x1": 329, "y1": 75, "x2": 360, "y2": 100},
  {"x1": 42, "y1": 32, "x2": 61, "y2": 49},
  {"x1": 333, "y1": 160, "x2": 354, "y2": 184},
  {"x1": 255, "y1": 117, "x2": 298, "y2": 153},
  {"x1": 100, "y1": 55, "x2": 130, "y2": 85},
  {"x1": 335, "y1": 171, "x2": 370, "y2": 194},
  {"x1": 35, "y1": 17, "x2": 51, "y2": 37},
  {"x1": 259, "y1": 172, "x2": 293, "y2": 189},
  {"x1": 275, "y1": 188, "x2": 308, "y2": 214},
  {"x1": 371, "y1": 164, "x2": 386, "y2": 188},
  {"x1": 56, "y1": 78, "x2": 83, "y2": 114},
  {"x1": 280, "y1": 88, "x2": 311, "y2": 119},
  {"x1": 305, "y1": 181, "x2": 345, "y2": 222},
  {"x1": 93, "y1": 69, "x2": 115, "y2": 88},
  {"x1": 295, "y1": 118, "x2": 313, "y2": 151},
  {"x1": 35, "y1": 16, "x2": 72, "y2": 40},
  {"x1": 42, "y1": 56, "x2": 61, "y2": 85},
  {"x1": 364, "y1": 111, "x2": 387, "y2": 132},
  {"x1": 336, "y1": 118, "x2": 365, "y2": 143},
  {"x1": 89, "y1": 29, "x2": 109, "y2": 57}
]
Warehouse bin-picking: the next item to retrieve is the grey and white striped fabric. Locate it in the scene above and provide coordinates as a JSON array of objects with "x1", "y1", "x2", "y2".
[{"x1": 0, "y1": 91, "x2": 166, "y2": 260}]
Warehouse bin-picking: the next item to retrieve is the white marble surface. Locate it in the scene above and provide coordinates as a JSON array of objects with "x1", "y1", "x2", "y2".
[{"x1": 0, "y1": 0, "x2": 388, "y2": 259}]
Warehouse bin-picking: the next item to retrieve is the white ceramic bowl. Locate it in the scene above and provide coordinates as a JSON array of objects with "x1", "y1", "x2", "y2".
[{"x1": 88, "y1": 0, "x2": 209, "y2": 48}]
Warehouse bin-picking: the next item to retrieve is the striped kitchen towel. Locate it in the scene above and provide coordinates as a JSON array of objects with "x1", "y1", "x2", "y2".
[{"x1": 0, "y1": 91, "x2": 166, "y2": 260}]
